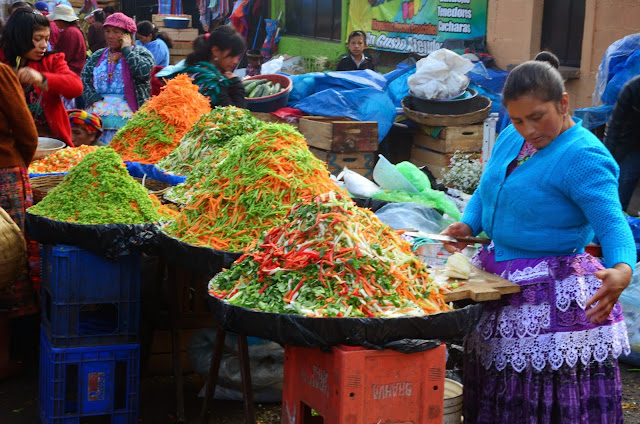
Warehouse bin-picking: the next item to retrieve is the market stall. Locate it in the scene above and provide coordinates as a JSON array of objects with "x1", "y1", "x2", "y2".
[{"x1": 24, "y1": 73, "x2": 521, "y2": 424}]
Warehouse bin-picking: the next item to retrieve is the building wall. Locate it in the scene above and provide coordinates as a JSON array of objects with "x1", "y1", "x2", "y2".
[
  {"x1": 487, "y1": 0, "x2": 640, "y2": 110},
  {"x1": 272, "y1": 0, "x2": 348, "y2": 65}
]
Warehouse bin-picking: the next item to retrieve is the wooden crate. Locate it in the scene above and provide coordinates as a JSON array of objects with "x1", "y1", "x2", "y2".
[
  {"x1": 299, "y1": 116, "x2": 378, "y2": 153},
  {"x1": 169, "y1": 41, "x2": 193, "y2": 56},
  {"x1": 170, "y1": 54, "x2": 188, "y2": 65},
  {"x1": 414, "y1": 124, "x2": 483, "y2": 153},
  {"x1": 410, "y1": 145, "x2": 480, "y2": 179},
  {"x1": 162, "y1": 28, "x2": 199, "y2": 42},
  {"x1": 147, "y1": 329, "x2": 198, "y2": 375},
  {"x1": 309, "y1": 147, "x2": 375, "y2": 179}
]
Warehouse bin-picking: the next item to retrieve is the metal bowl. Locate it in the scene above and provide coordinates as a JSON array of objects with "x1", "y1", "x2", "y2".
[
  {"x1": 34, "y1": 137, "x2": 65, "y2": 160},
  {"x1": 409, "y1": 88, "x2": 482, "y2": 115}
]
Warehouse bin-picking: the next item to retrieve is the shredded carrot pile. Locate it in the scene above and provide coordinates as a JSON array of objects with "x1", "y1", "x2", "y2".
[
  {"x1": 28, "y1": 145, "x2": 99, "y2": 174},
  {"x1": 209, "y1": 192, "x2": 452, "y2": 317},
  {"x1": 109, "y1": 74, "x2": 211, "y2": 164},
  {"x1": 164, "y1": 123, "x2": 345, "y2": 251}
]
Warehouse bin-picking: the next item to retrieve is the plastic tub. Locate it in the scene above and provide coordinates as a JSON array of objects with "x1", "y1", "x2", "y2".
[
  {"x1": 244, "y1": 74, "x2": 293, "y2": 113},
  {"x1": 409, "y1": 88, "x2": 480, "y2": 115},
  {"x1": 443, "y1": 378, "x2": 463, "y2": 424},
  {"x1": 163, "y1": 17, "x2": 190, "y2": 29},
  {"x1": 35, "y1": 137, "x2": 65, "y2": 160}
]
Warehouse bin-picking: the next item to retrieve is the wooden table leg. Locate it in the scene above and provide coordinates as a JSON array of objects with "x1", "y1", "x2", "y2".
[
  {"x1": 168, "y1": 264, "x2": 186, "y2": 423},
  {"x1": 199, "y1": 325, "x2": 227, "y2": 424},
  {"x1": 237, "y1": 335, "x2": 256, "y2": 424}
]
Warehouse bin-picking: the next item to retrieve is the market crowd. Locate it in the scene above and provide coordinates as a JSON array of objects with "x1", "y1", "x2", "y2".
[{"x1": 0, "y1": 0, "x2": 248, "y2": 378}]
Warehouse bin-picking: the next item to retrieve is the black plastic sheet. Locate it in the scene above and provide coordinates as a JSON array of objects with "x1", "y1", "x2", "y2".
[
  {"x1": 207, "y1": 295, "x2": 483, "y2": 349},
  {"x1": 26, "y1": 212, "x2": 158, "y2": 259},
  {"x1": 353, "y1": 197, "x2": 389, "y2": 212},
  {"x1": 156, "y1": 230, "x2": 242, "y2": 275}
]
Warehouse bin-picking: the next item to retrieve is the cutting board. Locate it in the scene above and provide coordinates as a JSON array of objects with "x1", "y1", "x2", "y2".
[{"x1": 431, "y1": 265, "x2": 520, "y2": 302}]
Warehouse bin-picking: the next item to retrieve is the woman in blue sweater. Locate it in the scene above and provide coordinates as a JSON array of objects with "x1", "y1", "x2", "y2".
[
  {"x1": 443, "y1": 61, "x2": 635, "y2": 423},
  {"x1": 135, "y1": 21, "x2": 173, "y2": 68}
]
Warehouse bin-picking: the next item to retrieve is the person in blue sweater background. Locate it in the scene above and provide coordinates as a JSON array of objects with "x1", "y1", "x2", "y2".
[
  {"x1": 443, "y1": 61, "x2": 634, "y2": 423},
  {"x1": 135, "y1": 21, "x2": 173, "y2": 68}
]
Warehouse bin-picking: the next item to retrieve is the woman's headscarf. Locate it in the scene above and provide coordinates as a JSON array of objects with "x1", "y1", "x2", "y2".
[{"x1": 68, "y1": 109, "x2": 102, "y2": 136}]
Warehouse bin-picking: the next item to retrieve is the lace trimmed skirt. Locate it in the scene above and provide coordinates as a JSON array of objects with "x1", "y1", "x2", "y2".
[{"x1": 463, "y1": 245, "x2": 629, "y2": 424}]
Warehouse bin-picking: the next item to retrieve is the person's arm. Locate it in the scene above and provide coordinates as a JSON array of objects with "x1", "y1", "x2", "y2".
[
  {"x1": 565, "y1": 145, "x2": 636, "y2": 323},
  {"x1": 157, "y1": 42, "x2": 170, "y2": 68},
  {"x1": 603, "y1": 76, "x2": 640, "y2": 163},
  {"x1": 216, "y1": 76, "x2": 246, "y2": 108},
  {"x1": 81, "y1": 50, "x2": 103, "y2": 107},
  {"x1": 121, "y1": 45, "x2": 155, "y2": 83},
  {"x1": 40, "y1": 53, "x2": 83, "y2": 99},
  {"x1": 336, "y1": 56, "x2": 348, "y2": 71},
  {"x1": 0, "y1": 65, "x2": 38, "y2": 165}
]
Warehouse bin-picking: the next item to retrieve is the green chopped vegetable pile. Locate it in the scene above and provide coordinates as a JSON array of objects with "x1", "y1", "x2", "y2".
[{"x1": 28, "y1": 147, "x2": 170, "y2": 225}]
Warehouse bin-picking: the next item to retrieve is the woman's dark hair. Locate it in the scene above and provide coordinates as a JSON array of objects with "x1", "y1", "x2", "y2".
[
  {"x1": 8, "y1": 1, "x2": 32, "y2": 15},
  {"x1": 186, "y1": 25, "x2": 245, "y2": 66},
  {"x1": 534, "y1": 51, "x2": 560, "y2": 70},
  {"x1": 103, "y1": 6, "x2": 116, "y2": 16},
  {"x1": 0, "y1": 9, "x2": 51, "y2": 67},
  {"x1": 137, "y1": 20, "x2": 173, "y2": 48},
  {"x1": 93, "y1": 10, "x2": 105, "y2": 23},
  {"x1": 502, "y1": 61, "x2": 565, "y2": 106},
  {"x1": 348, "y1": 30, "x2": 366, "y2": 43}
]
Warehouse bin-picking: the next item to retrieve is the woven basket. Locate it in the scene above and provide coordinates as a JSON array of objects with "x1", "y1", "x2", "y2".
[
  {"x1": 402, "y1": 96, "x2": 492, "y2": 126},
  {"x1": 0, "y1": 206, "x2": 26, "y2": 289},
  {"x1": 30, "y1": 174, "x2": 172, "y2": 204}
]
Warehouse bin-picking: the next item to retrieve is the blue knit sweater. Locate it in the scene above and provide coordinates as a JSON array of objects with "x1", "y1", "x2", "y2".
[
  {"x1": 136, "y1": 39, "x2": 170, "y2": 67},
  {"x1": 462, "y1": 119, "x2": 636, "y2": 268}
]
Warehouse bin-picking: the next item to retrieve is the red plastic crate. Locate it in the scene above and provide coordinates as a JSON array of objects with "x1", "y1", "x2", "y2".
[{"x1": 282, "y1": 344, "x2": 446, "y2": 423}]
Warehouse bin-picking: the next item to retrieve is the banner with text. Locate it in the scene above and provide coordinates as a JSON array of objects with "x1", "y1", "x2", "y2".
[{"x1": 347, "y1": 0, "x2": 488, "y2": 55}]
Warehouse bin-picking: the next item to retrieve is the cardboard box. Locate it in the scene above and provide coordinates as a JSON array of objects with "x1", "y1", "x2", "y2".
[
  {"x1": 413, "y1": 124, "x2": 483, "y2": 153},
  {"x1": 299, "y1": 116, "x2": 378, "y2": 152}
]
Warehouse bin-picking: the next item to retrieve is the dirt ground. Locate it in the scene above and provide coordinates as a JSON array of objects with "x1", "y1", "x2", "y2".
[{"x1": 1, "y1": 361, "x2": 638, "y2": 423}]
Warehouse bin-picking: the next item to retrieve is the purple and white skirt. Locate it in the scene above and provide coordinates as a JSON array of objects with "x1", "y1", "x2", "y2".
[{"x1": 463, "y1": 244, "x2": 630, "y2": 424}]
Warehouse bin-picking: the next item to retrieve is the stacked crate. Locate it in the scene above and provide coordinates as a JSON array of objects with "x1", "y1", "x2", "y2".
[
  {"x1": 298, "y1": 117, "x2": 378, "y2": 179},
  {"x1": 152, "y1": 14, "x2": 198, "y2": 65},
  {"x1": 39, "y1": 245, "x2": 141, "y2": 424},
  {"x1": 410, "y1": 124, "x2": 483, "y2": 179}
]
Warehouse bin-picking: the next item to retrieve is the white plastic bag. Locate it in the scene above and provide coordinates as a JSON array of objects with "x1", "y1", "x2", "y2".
[
  {"x1": 408, "y1": 48, "x2": 474, "y2": 100},
  {"x1": 620, "y1": 263, "x2": 640, "y2": 356},
  {"x1": 336, "y1": 167, "x2": 381, "y2": 198},
  {"x1": 261, "y1": 55, "x2": 285, "y2": 75},
  {"x1": 281, "y1": 56, "x2": 307, "y2": 74}
]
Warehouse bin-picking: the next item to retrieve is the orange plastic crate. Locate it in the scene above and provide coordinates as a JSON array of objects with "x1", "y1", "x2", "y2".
[{"x1": 282, "y1": 344, "x2": 446, "y2": 423}]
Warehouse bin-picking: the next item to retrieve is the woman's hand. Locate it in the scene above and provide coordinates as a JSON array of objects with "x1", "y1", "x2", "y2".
[
  {"x1": 586, "y1": 263, "x2": 632, "y2": 324},
  {"x1": 120, "y1": 33, "x2": 132, "y2": 48},
  {"x1": 17, "y1": 68, "x2": 45, "y2": 88},
  {"x1": 441, "y1": 222, "x2": 473, "y2": 253}
]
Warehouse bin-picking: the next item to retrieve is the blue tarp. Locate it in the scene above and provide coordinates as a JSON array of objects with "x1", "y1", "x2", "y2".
[
  {"x1": 286, "y1": 67, "x2": 416, "y2": 142},
  {"x1": 125, "y1": 162, "x2": 186, "y2": 185}
]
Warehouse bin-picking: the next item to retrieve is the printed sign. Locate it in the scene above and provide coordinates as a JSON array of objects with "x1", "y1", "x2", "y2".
[{"x1": 347, "y1": 0, "x2": 488, "y2": 55}]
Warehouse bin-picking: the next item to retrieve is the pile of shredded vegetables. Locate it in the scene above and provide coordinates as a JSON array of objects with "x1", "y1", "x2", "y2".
[
  {"x1": 28, "y1": 145, "x2": 99, "y2": 174},
  {"x1": 164, "y1": 123, "x2": 344, "y2": 251},
  {"x1": 157, "y1": 106, "x2": 263, "y2": 175},
  {"x1": 109, "y1": 74, "x2": 211, "y2": 164},
  {"x1": 209, "y1": 192, "x2": 452, "y2": 318},
  {"x1": 28, "y1": 147, "x2": 177, "y2": 224}
]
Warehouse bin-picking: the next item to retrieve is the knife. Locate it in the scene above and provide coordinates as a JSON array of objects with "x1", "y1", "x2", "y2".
[{"x1": 400, "y1": 229, "x2": 491, "y2": 245}]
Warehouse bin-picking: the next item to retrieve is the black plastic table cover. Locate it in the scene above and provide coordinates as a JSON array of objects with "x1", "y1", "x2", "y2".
[
  {"x1": 26, "y1": 212, "x2": 158, "y2": 259},
  {"x1": 207, "y1": 295, "x2": 483, "y2": 349},
  {"x1": 156, "y1": 230, "x2": 242, "y2": 276}
]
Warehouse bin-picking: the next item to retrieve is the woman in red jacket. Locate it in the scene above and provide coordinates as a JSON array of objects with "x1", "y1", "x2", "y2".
[{"x1": 0, "y1": 9, "x2": 83, "y2": 147}]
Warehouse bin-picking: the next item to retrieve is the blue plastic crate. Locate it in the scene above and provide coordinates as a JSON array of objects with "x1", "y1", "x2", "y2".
[
  {"x1": 39, "y1": 330, "x2": 140, "y2": 424},
  {"x1": 41, "y1": 245, "x2": 141, "y2": 347}
]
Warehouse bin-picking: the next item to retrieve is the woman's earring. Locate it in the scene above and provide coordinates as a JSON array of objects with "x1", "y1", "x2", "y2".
[{"x1": 213, "y1": 56, "x2": 218, "y2": 62}]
